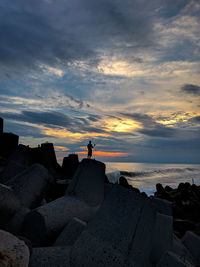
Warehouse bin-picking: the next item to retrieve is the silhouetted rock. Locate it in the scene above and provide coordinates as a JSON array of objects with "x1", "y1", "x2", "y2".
[
  {"x1": 6, "y1": 163, "x2": 53, "y2": 208},
  {"x1": 53, "y1": 217, "x2": 87, "y2": 247},
  {"x1": 29, "y1": 247, "x2": 70, "y2": 267},
  {"x1": 0, "y1": 132, "x2": 19, "y2": 158},
  {"x1": 0, "y1": 183, "x2": 20, "y2": 227},
  {"x1": 151, "y1": 197, "x2": 172, "y2": 216},
  {"x1": 67, "y1": 159, "x2": 105, "y2": 207},
  {"x1": 0, "y1": 230, "x2": 29, "y2": 267},
  {"x1": 62, "y1": 154, "x2": 79, "y2": 179},
  {"x1": 0, "y1": 144, "x2": 31, "y2": 184}
]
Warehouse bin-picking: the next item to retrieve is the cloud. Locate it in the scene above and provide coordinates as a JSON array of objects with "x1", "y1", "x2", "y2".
[
  {"x1": 189, "y1": 116, "x2": 200, "y2": 124},
  {"x1": 120, "y1": 112, "x2": 176, "y2": 138},
  {"x1": 0, "y1": 0, "x2": 158, "y2": 75},
  {"x1": 181, "y1": 84, "x2": 200, "y2": 95}
]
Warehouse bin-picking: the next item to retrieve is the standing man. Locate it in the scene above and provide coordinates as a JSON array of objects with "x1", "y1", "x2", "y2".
[{"x1": 87, "y1": 140, "x2": 95, "y2": 159}]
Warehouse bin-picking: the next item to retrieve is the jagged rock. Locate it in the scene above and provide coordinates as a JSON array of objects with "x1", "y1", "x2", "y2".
[
  {"x1": 5, "y1": 207, "x2": 30, "y2": 235},
  {"x1": 172, "y1": 235, "x2": 196, "y2": 266},
  {"x1": 0, "y1": 183, "x2": 20, "y2": 227},
  {"x1": 6, "y1": 164, "x2": 53, "y2": 208},
  {"x1": 0, "y1": 230, "x2": 29, "y2": 267},
  {"x1": 156, "y1": 251, "x2": 193, "y2": 267},
  {"x1": 29, "y1": 247, "x2": 70, "y2": 267},
  {"x1": 23, "y1": 196, "x2": 98, "y2": 246},
  {"x1": 182, "y1": 231, "x2": 200, "y2": 265},
  {"x1": 70, "y1": 186, "x2": 157, "y2": 267},
  {"x1": 54, "y1": 217, "x2": 87, "y2": 246},
  {"x1": 151, "y1": 197, "x2": 172, "y2": 216},
  {"x1": 150, "y1": 213, "x2": 173, "y2": 265},
  {"x1": 62, "y1": 154, "x2": 79, "y2": 179},
  {"x1": 67, "y1": 159, "x2": 105, "y2": 207}
]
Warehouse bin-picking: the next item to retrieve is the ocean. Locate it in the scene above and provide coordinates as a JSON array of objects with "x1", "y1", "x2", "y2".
[{"x1": 105, "y1": 162, "x2": 200, "y2": 196}]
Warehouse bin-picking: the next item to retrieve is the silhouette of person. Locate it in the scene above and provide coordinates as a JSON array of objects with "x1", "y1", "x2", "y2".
[{"x1": 87, "y1": 140, "x2": 95, "y2": 159}]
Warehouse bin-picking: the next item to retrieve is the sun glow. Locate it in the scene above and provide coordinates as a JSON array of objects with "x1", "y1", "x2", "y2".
[
  {"x1": 105, "y1": 119, "x2": 142, "y2": 132},
  {"x1": 78, "y1": 151, "x2": 132, "y2": 157}
]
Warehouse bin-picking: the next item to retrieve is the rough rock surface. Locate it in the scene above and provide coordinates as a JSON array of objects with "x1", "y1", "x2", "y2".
[{"x1": 0, "y1": 230, "x2": 29, "y2": 267}]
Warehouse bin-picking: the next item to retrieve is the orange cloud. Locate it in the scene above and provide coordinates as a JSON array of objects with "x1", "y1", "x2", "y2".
[{"x1": 78, "y1": 150, "x2": 132, "y2": 157}]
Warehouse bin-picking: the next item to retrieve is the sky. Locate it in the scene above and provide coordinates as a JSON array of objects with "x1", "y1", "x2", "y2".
[{"x1": 0, "y1": 0, "x2": 200, "y2": 163}]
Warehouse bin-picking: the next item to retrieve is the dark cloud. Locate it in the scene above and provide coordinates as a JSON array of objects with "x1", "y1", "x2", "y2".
[
  {"x1": 189, "y1": 116, "x2": 200, "y2": 124},
  {"x1": 181, "y1": 84, "x2": 200, "y2": 95},
  {"x1": 0, "y1": 0, "x2": 158, "y2": 74},
  {"x1": 121, "y1": 112, "x2": 176, "y2": 138}
]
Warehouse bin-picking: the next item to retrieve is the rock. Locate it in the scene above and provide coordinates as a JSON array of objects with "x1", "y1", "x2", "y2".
[
  {"x1": 0, "y1": 144, "x2": 31, "y2": 183},
  {"x1": 128, "y1": 199, "x2": 157, "y2": 267},
  {"x1": 70, "y1": 231, "x2": 125, "y2": 267},
  {"x1": 0, "y1": 132, "x2": 19, "y2": 159},
  {"x1": 67, "y1": 159, "x2": 105, "y2": 207},
  {"x1": 40, "y1": 142, "x2": 58, "y2": 169},
  {"x1": 70, "y1": 186, "x2": 156, "y2": 267},
  {"x1": 0, "y1": 183, "x2": 20, "y2": 227},
  {"x1": 6, "y1": 164, "x2": 53, "y2": 208},
  {"x1": 5, "y1": 207, "x2": 30, "y2": 235},
  {"x1": 172, "y1": 235, "x2": 196, "y2": 266},
  {"x1": 174, "y1": 219, "x2": 196, "y2": 238},
  {"x1": 23, "y1": 196, "x2": 98, "y2": 246},
  {"x1": 150, "y1": 213, "x2": 173, "y2": 265},
  {"x1": 54, "y1": 217, "x2": 87, "y2": 246},
  {"x1": 0, "y1": 117, "x2": 3, "y2": 135},
  {"x1": 157, "y1": 251, "x2": 193, "y2": 267},
  {"x1": 62, "y1": 154, "x2": 79, "y2": 179},
  {"x1": 29, "y1": 247, "x2": 70, "y2": 267},
  {"x1": 182, "y1": 231, "x2": 200, "y2": 265},
  {"x1": 0, "y1": 229, "x2": 29, "y2": 267},
  {"x1": 151, "y1": 197, "x2": 172, "y2": 216}
]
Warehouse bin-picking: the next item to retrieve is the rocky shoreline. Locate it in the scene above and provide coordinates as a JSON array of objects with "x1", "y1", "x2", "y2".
[{"x1": 0, "y1": 117, "x2": 200, "y2": 266}]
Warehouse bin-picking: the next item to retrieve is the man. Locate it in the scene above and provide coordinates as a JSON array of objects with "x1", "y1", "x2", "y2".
[{"x1": 87, "y1": 140, "x2": 95, "y2": 159}]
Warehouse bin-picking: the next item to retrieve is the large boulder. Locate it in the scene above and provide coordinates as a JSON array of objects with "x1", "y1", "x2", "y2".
[
  {"x1": 0, "y1": 230, "x2": 29, "y2": 267},
  {"x1": 66, "y1": 159, "x2": 105, "y2": 207},
  {"x1": 0, "y1": 183, "x2": 20, "y2": 227},
  {"x1": 6, "y1": 164, "x2": 53, "y2": 208},
  {"x1": 157, "y1": 251, "x2": 192, "y2": 267},
  {"x1": 23, "y1": 196, "x2": 98, "y2": 246},
  {"x1": 0, "y1": 132, "x2": 19, "y2": 159},
  {"x1": 53, "y1": 217, "x2": 87, "y2": 247},
  {"x1": 29, "y1": 247, "x2": 70, "y2": 267}
]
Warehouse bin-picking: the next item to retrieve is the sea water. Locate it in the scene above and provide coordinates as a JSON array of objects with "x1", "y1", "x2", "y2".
[{"x1": 105, "y1": 162, "x2": 200, "y2": 196}]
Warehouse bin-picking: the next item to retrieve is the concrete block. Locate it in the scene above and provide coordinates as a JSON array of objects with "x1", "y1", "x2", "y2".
[
  {"x1": 0, "y1": 132, "x2": 19, "y2": 158},
  {"x1": 67, "y1": 159, "x2": 105, "y2": 207},
  {"x1": 23, "y1": 196, "x2": 98, "y2": 246},
  {"x1": 54, "y1": 217, "x2": 87, "y2": 246},
  {"x1": 62, "y1": 154, "x2": 79, "y2": 179},
  {"x1": 29, "y1": 247, "x2": 70, "y2": 267},
  {"x1": 5, "y1": 207, "x2": 30, "y2": 235},
  {"x1": 6, "y1": 163, "x2": 52, "y2": 208},
  {"x1": 151, "y1": 197, "x2": 172, "y2": 216},
  {"x1": 128, "y1": 200, "x2": 157, "y2": 266},
  {"x1": 0, "y1": 183, "x2": 20, "y2": 226},
  {"x1": 172, "y1": 235, "x2": 196, "y2": 266},
  {"x1": 70, "y1": 231, "x2": 125, "y2": 267},
  {"x1": 182, "y1": 231, "x2": 200, "y2": 265},
  {"x1": 0, "y1": 229, "x2": 29, "y2": 267},
  {"x1": 157, "y1": 251, "x2": 193, "y2": 267},
  {"x1": 150, "y1": 213, "x2": 173, "y2": 265},
  {"x1": 70, "y1": 186, "x2": 149, "y2": 266}
]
